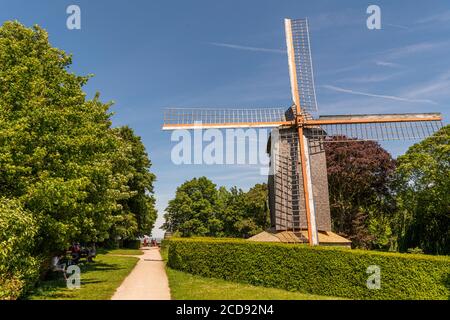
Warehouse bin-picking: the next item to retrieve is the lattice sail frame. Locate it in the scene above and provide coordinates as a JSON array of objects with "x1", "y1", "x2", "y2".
[
  {"x1": 305, "y1": 113, "x2": 443, "y2": 141},
  {"x1": 285, "y1": 18, "x2": 318, "y2": 114},
  {"x1": 163, "y1": 108, "x2": 289, "y2": 129},
  {"x1": 163, "y1": 108, "x2": 443, "y2": 140}
]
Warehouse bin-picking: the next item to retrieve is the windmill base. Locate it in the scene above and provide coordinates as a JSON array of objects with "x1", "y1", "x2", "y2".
[{"x1": 248, "y1": 230, "x2": 351, "y2": 247}]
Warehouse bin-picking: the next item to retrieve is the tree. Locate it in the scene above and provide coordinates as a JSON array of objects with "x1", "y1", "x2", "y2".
[
  {"x1": 112, "y1": 126, "x2": 157, "y2": 239},
  {"x1": 0, "y1": 198, "x2": 40, "y2": 299},
  {"x1": 394, "y1": 125, "x2": 449, "y2": 254},
  {"x1": 163, "y1": 177, "x2": 270, "y2": 238},
  {"x1": 163, "y1": 177, "x2": 219, "y2": 237},
  {"x1": 0, "y1": 21, "x2": 156, "y2": 255},
  {"x1": 216, "y1": 186, "x2": 246, "y2": 237},
  {"x1": 325, "y1": 138, "x2": 396, "y2": 249},
  {"x1": 244, "y1": 183, "x2": 270, "y2": 230},
  {"x1": 233, "y1": 183, "x2": 270, "y2": 237}
]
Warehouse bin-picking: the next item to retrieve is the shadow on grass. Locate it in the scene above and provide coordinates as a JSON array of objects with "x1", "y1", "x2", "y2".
[
  {"x1": 27, "y1": 261, "x2": 127, "y2": 299},
  {"x1": 96, "y1": 248, "x2": 114, "y2": 255},
  {"x1": 96, "y1": 248, "x2": 143, "y2": 255},
  {"x1": 83, "y1": 261, "x2": 125, "y2": 272}
]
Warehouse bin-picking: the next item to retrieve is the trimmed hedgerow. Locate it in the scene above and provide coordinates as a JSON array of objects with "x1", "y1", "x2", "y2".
[{"x1": 167, "y1": 237, "x2": 450, "y2": 300}]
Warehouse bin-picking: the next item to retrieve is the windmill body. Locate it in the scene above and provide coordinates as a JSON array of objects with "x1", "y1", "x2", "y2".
[
  {"x1": 162, "y1": 18, "x2": 443, "y2": 246},
  {"x1": 267, "y1": 112, "x2": 332, "y2": 244}
]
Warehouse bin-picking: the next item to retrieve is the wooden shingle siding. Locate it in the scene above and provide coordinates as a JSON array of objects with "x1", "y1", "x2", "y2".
[{"x1": 267, "y1": 109, "x2": 332, "y2": 233}]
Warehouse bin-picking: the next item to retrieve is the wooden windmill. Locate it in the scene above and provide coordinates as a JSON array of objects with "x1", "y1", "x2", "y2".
[{"x1": 162, "y1": 18, "x2": 443, "y2": 246}]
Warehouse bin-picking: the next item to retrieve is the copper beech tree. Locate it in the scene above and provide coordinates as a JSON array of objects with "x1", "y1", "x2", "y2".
[{"x1": 325, "y1": 138, "x2": 397, "y2": 249}]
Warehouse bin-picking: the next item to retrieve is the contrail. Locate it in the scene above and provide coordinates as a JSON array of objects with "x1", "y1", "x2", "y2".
[
  {"x1": 322, "y1": 85, "x2": 437, "y2": 104},
  {"x1": 209, "y1": 42, "x2": 286, "y2": 54}
]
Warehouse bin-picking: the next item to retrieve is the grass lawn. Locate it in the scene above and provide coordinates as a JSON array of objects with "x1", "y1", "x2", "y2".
[
  {"x1": 97, "y1": 248, "x2": 144, "y2": 256},
  {"x1": 166, "y1": 268, "x2": 344, "y2": 300},
  {"x1": 27, "y1": 249, "x2": 140, "y2": 300}
]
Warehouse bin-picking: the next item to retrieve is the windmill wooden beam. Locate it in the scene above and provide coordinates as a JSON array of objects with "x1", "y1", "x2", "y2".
[
  {"x1": 162, "y1": 109, "x2": 442, "y2": 130},
  {"x1": 285, "y1": 18, "x2": 318, "y2": 245},
  {"x1": 162, "y1": 17, "x2": 444, "y2": 247},
  {"x1": 162, "y1": 120, "x2": 293, "y2": 130},
  {"x1": 307, "y1": 113, "x2": 442, "y2": 125}
]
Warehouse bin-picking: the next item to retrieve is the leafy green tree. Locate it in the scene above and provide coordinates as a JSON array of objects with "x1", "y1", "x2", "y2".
[
  {"x1": 112, "y1": 126, "x2": 157, "y2": 238},
  {"x1": 163, "y1": 177, "x2": 219, "y2": 236},
  {"x1": 216, "y1": 186, "x2": 246, "y2": 236},
  {"x1": 0, "y1": 21, "x2": 156, "y2": 254},
  {"x1": 229, "y1": 183, "x2": 270, "y2": 237},
  {"x1": 244, "y1": 183, "x2": 270, "y2": 230},
  {"x1": 394, "y1": 125, "x2": 449, "y2": 254},
  {"x1": 325, "y1": 139, "x2": 396, "y2": 249},
  {"x1": 164, "y1": 177, "x2": 269, "y2": 238},
  {"x1": 0, "y1": 198, "x2": 40, "y2": 299}
]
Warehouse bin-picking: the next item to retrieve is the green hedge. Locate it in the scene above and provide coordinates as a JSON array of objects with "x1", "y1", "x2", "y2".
[
  {"x1": 167, "y1": 237, "x2": 450, "y2": 300},
  {"x1": 160, "y1": 239, "x2": 169, "y2": 251},
  {"x1": 122, "y1": 239, "x2": 141, "y2": 250}
]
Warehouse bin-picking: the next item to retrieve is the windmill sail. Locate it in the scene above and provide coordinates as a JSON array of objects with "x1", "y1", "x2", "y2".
[
  {"x1": 304, "y1": 113, "x2": 443, "y2": 141},
  {"x1": 162, "y1": 107, "x2": 291, "y2": 130},
  {"x1": 285, "y1": 18, "x2": 318, "y2": 114}
]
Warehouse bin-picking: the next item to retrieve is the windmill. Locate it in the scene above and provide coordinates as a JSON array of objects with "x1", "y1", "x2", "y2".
[{"x1": 162, "y1": 18, "x2": 443, "y2": 246}]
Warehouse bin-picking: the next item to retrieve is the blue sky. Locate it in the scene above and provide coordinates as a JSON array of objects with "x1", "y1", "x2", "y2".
[{"x1": 1, "y1": 1, "x2": 449, "y2": 237}]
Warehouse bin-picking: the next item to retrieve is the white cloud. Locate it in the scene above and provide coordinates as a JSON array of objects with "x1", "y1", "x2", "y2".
[
  {"x1": 383, "y1": 41, "x2": 449, "y2": 60},
  {"x1": 337, "y1": 72, "x2": 403, "y2": 84},
  {"x1": 375, "y1": 61, "x2": 402, "y2": 68},
  {"x1": 322, "y1": 85, "x2": 437, "y2": 105},
  {"x1": 302, "y1": 35, "x2": 446, "y2": 80},
  {"x1": 402, "y1": 70, "x2": 450, "y2": 100},
  {"x1": 385, "y1": 23, "x2": 410, "y2": 30},
  {"x1": 310, "y1": 10, "x2": 360, "y2": 30},
  {"x1": 417, "y1": 11, "x2": 450, "y2": 24},
  {"x1": 209, "y1": 42, "x2": 286, "y2": 54}
]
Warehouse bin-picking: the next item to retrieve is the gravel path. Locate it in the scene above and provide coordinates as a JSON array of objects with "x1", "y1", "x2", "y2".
[{"x1": 111, "y1": 247, "x2": 171, "y2": 300}]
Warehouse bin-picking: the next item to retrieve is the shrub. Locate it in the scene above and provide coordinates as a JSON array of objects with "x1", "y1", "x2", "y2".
[
  {"x1": 122, "y1": 239, "x2": 141, "y2": 249},
  {"x1": 0, "y1": 198, "x2": 40, "y2": 299},
  {"x1": 101, "y1": 238, "x2": 121, "y2": 249},
  {"x1": 160, "y1": 239, "x2": 169, "y2": 251},
  {"x1": 167, "y1": 238, "x2": 450, "y2": 300}
]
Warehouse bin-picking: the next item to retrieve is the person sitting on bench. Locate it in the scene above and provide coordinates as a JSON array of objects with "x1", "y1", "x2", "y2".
[
  {"x1": 70, "y1": 242, "x2": 81, "y2": 264},
  {"x1": 51, "y1": 254, "x2": 67, "y2": 280},
  {"x1": 87, "y1": 243, "x2": 96, "y2": 262}
]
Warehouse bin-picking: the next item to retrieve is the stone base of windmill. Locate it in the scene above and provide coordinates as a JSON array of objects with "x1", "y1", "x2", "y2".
[{"x1": 248, "y1": 230, "x2": 352, "y2": 248}]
